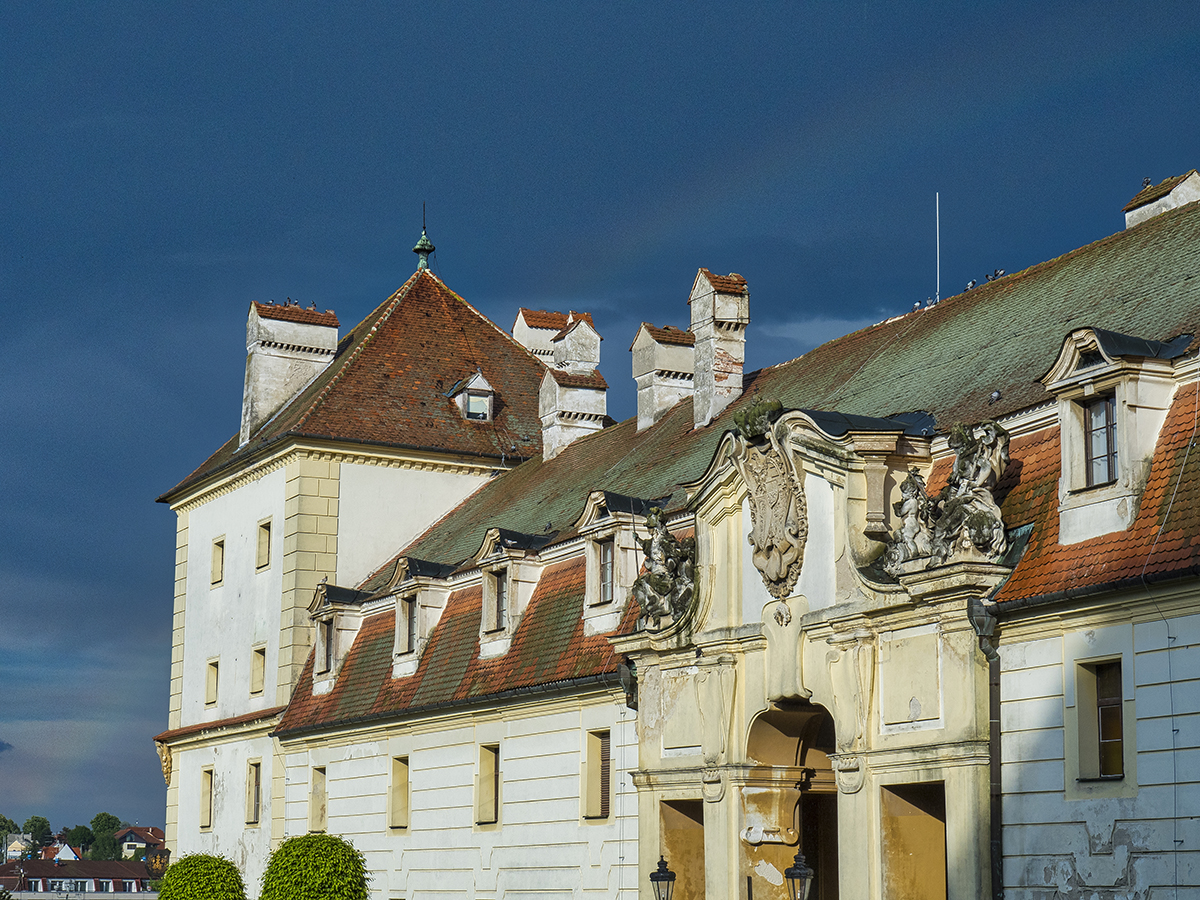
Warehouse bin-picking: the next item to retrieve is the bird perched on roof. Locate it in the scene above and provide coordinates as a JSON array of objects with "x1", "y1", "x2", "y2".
[
  {"x1": 989, "y1": 390, "x2": 1001, "y2": 404},
  {"x1": 966, "y1": 279, "x2": 977, "y2": 291},
  {"x1": 913, "y1": 301, "x2": 921, "y2": 310},
  {"x1": 1143, "y1": 176, "x2": 1153, "y2": 188}
]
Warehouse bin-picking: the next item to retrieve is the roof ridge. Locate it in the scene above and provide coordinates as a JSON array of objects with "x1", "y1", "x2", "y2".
[{"x1": 288, "y1": 270, "x2": 422, "y2": 435}]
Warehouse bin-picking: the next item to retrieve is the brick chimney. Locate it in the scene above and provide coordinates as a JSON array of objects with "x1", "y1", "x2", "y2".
[
  {"x1": 690, "y1": 269, "x2": 749, "y2": 428},
  {"x1": 539, "y1": 316, "x2": 606, "y2": 459},
  {"x1": 240, "y1": 301, "x2": 339, "y2": 446},
  {"x1": 631, "y1": 323, "x2": 694, "y2": 430}
]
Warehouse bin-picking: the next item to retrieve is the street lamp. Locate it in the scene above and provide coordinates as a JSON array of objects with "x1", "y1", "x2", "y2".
[
  {"x1": 784, "y1": 849, "x2": 814, "y2": 900},
  {"x1": 649, "y1": 855, "x2": 676, "y2": 900}
]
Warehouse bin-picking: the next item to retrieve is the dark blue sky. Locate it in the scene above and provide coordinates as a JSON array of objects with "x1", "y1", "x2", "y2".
[{"x1": 2, "y1": 1, "x2": 1198, "y2": 831}]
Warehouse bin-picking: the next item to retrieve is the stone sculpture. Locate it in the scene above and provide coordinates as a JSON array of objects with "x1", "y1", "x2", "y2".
[
  {"x1": 885, "y1": 420, "x2": 1010, "y2": 575},
  {"x1": 634, "y1": 507, "x2": 696, "y2": 630},
  {"x1": 730, "y1": 399, "x2": 808, "y2": 598}
]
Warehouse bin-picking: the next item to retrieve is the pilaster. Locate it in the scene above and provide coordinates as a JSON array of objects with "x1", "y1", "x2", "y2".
[{"x1": 169, "y1": 509, "x2": 189, "y2": 730}]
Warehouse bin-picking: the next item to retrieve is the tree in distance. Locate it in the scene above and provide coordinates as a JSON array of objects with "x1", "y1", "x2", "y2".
[
  {"x1": 64, "y1": 824, "x2": 95, "y2": 853},
  {"x1": 158, "y1": 854, "x2": 247, "y2": 900},
  {"x1": 0, "y1": 814, "x2": 18, "y2": 838},
  {"x1": 260, "y1": 834, "x2": 369, "y2": 900},
  {"x1": 22, "y1": 817, "x2": 51, "y2": 850},
  {"x1": 90, "y1": 812, "x2": 121, "y2": 839}
]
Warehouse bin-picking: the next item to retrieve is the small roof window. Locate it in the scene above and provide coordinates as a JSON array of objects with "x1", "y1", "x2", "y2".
[{"x1": 448, "y1": 370, "x2": 494, "y2": 422}]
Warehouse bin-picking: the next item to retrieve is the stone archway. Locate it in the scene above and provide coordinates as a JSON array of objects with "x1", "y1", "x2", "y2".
[{"x1": 743, "y1": 702, "x2": 840, "y2": 899}]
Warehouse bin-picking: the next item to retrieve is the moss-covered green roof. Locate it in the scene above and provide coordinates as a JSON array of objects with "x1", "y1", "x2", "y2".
[{"x1": 363, "y1": 200, "x2": 1200, "y2": 583}]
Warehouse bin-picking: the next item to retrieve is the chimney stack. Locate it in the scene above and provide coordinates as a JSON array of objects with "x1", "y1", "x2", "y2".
[
  {"x1": 631, "y1": 324, "x2": 694, "y2": 430},
  {"x1": 690, "y1": 269, "x2": 749, "y2": 428},
  {"x1": 539, "y1": 315, "x2": 606, "y2": 459},
  {"x1": 240, "y1": 302, "x2": 339, "y2": 446}
]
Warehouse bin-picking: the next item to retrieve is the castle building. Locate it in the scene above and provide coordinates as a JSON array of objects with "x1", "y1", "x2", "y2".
[{"x1": 160, "y1": 175, "x2": 1200, "y2": 899}]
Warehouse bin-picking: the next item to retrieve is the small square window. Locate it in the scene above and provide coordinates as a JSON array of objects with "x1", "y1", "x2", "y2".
[
  {"x1": 256, "y1": 520, "x2": 272, "y2": 569},
  {"x1": 466, "y1": 392, "x2": 490, "y2": 420},
  {"x1": 211, "y1": 539, "x2": 225, "y2": 585},
  {"x1": 205, "y1": 659, "x2": 219, "y2": 706},
  {"x1": 250, "y1": 647, "x2": 266, "y2": 696}
]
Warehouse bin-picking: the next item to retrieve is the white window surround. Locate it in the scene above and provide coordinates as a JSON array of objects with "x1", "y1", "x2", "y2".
[
  {"x1": 309, "y1": 584, "x2": 368, "y2": 695},
  {"x1": 1062, "y1": 624, "x2": 1137, "y2": 800},
  {"x1": 575, "y1": 489, "x2": 659, "y2": 635},
  {"x1": 474, "y1": 528, "x2": 548, "y2": 659},
  {"x1": 1041, "y1": 327, "x2": 1182, "y2": 545},
  {"x1": 452, "y1": 371, "x2": 495, "y2": 422}
]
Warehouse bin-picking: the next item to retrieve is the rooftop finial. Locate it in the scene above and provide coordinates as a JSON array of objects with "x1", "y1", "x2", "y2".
[{"x1": 413, "y1": 204, "x2": 434, "y2": 270}]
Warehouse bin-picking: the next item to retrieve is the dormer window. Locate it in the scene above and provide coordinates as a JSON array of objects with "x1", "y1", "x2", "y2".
[
  {"x1": 396, "y1": 594, "x2": 418, "y2": 655},
  {"x1": 389, "y1": 558, "x2": 454, "y2": 678},
  {"x1": 450, "y1": 371, "x2": 495, "y2": 422},
  {"x1": 599, "y1": 539, "x2": 614, "y2": 604},
  {"x1": 1085, "y1": 395, "x2": 1118, "y2": 487},
  {"x1": 309, "y1": 583, "x2": 369, "y2": 692},
  {"x1": 487, "y1": 568, "x2": 508, "y2": 632},
  {"x1": 318, "y1": 618, "x2": 334, "y2": 675},
  {"x1": 1041, "y1": 327, "x2": 1188, "y2": 544}
]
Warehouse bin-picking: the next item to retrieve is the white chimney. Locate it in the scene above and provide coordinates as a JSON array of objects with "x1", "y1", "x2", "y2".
[
  {"x1": 690, "y1": 269, "x2": 749, "y2": 428},
  {"x1": 513, "y1": 308, "x2": 596, "y2": 362},
  {"x1": 1124, "y1": 170, "x2": 1200, "y2": 228},
  {"x1": 240, "y1": 302, "x2": 339, "y2": 446},
  {"x1": 539, "y1": 316, "x2": 606, "y2": 459},
  {"x1": 631, "y1": 323, "x2": 694, "y2": 431}
]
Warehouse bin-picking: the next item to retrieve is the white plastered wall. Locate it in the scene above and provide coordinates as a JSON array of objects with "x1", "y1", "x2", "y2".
[
  {"x1": 336, "y1": 462, "x2": 490, "y2": 588},
  {"x1": 281, "y1": 695, "x2": 639, "y2": 899},
  {"x1": 183, "y1": 467, "x2": 286, "y2": 723}
]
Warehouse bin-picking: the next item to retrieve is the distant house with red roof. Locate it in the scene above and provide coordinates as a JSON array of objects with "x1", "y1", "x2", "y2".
[{"x1": 160, "y1": 180, "x2": 1200, "y2": 899}]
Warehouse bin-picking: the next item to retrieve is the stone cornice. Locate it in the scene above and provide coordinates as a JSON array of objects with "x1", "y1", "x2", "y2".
[{"x1": 169, "y1": 438, "x2": 499, "y2": 513}]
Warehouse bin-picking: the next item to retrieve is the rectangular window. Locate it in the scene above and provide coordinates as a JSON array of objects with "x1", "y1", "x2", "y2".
[
  {"x1": 246, "y1": 761, "x2": 262, "y2": 824},
  {"x1": 397, "y1": 596, "x2": 417, "y2": 654},
  {"x1": 250, "y1": 647, "x2": 266, "y2": 696},
  {"x1": 466, "y1": 392, "x2": 489, "y2": 420},
  {"x1": 1096, "y1": 661, "x2": 1124, "y2": 777},
  {"x1": 205, "y1": 659, "x2": 219, "y2": 706},
  {"x1": 1085, "y1": 395, "x2": 1118, "y2": 486},
  {"x1": 584, "y1": 729, "x2": 612, "y2": 819},
  {"x1": 310, "y1": 766, "x2": 327, "y2": 833},
  {"x1": 200, "y1": 767, "x2": 214, "y2": 829},
  {"x1": 487, "y1": 569, "x2": 508, "y2": 632},
  {"x1": 476, "y1": 744, "x2": 500, "y2": 824},
  {"x1": 389, "y1": 756, "x2": 410, "y2": 829},
  {"x1": 599, "y1": 539, "x2": 615, "y2": 604},
  {"x1": 211, "y1": 539, "x2": 225, "y2": 585},
  {"x1": 256, "y1": 520, "x2": 272, "y2": 569},
  {"x1": 318, "y1": 619, "x2": 334, "y2": 674},
  {"x1": 1077, "y1": 659, "x2": 1125, "y2": 779}
]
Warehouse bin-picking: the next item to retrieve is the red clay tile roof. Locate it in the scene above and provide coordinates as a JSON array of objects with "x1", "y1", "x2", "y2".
[
  {"x1": 0, "y1": 860, "x2": 151, "y2": 881},
  {"x1": 995, "y1": 382, "x2": 1200, "y2": 607},
  {"x1": 639, "y1": 323, "x2": 695, "y2": 347},
  {"x1": 548, "y1": 368, "x2": 609, "y2": 389},
  {"x1": 519, "y1": 308, "x2": 596, "y2": 331},
  {"x1": 253, "y1": 301, "x2": 339, "y2": 327},
  {"x1": 276, "y1": 557, "x2": 639, "y2": 735},
  {"x1": 1123, "y1": 170, "x2": 1198, "y2": 212},
  {"x1": 699, "y1": 269, "x2": 749, "y2": 293},
  {"x1": 153, "y1": 706, "x2": 286, "y2": 743},
  {"x1": 162, "y1": 270, "x2": 548, "y2": 501}
]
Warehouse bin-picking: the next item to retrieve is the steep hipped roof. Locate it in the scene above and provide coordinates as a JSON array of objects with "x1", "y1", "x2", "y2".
[
  {"x1": 161, "y1": 269, "x2": 548, "y2": 501},
  {"x1": 276, "y1": 556, "x2": 637, "y2": 736},
  {"x1": 363, "y1": 199, "x2": 1200, "y2": 579}
]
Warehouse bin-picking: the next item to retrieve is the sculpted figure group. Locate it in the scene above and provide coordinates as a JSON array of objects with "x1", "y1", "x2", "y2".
[
  {"x1": 634, "y1": 507, "x2": 696, "y2": 631},
  {"x1": 885, "y1": 420, "x2": 1010, "y2": 575}
]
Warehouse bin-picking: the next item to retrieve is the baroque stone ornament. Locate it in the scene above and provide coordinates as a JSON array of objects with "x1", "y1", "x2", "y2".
[
  {"x1": 634, "y1": 507, "x2": 696, "y2": 630},
  {"x1": 885, "y1": 420, "x2": 1010, "y2": 575},
  {"x1": 730, "y1": 399, "x2": 808, "y2": 599},
  {"x1": 155, "y1": 741, "x2": 172, "y2": 786}
]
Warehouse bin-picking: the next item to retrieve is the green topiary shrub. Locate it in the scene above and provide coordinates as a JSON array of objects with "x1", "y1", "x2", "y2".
[
  {"x1": 158, "y1": 853, "x2": 247, "y2": 900},
  {"x1": 260, "y1": 834, "x2": 369, "y2": 900}
]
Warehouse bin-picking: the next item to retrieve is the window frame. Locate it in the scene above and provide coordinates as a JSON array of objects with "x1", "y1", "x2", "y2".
[
  {"x1": 250, "y1": 646, "x2": 267, "y2": 696},
  {"x1": 389, "y1": 756, "x2": 410, "y2": 829},
  {"x1": 475, "y1": 744, "x2": 501, "y2": 826},
  {"x1": 583, "y1": 729, "x2": 612, "y2": 820},
  {"x1": 211, "y1": 537, "x2": 225, "y2": 586},
  {"x1": 309, "y1": 766, "x2": 328, "y2": 833},
  {"x1": 1083, "y1": 394, "x2": 1118, "y2": 488},
  {"x1": 246, "y1": 760, "x2": 262, "y2": 825},
  {"x1": 200, "y1": 767, "x2": 214, "y2": 829},
  {"x1": 205, "y1": 659, "x2": 220, "y2": 707},
  {"x1": 256, "y1": 518, "x2": 272, "y2": 570}
]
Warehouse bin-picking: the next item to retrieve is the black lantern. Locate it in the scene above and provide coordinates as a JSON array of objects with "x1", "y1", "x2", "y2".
[
  {"x1": 649, "y1": 855, "x2": 676, "y2": 900},
  {"x1": 784, "y1": 849, "x2": 814, "y2": 900}
]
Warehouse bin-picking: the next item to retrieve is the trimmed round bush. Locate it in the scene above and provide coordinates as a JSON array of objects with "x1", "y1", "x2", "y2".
[
  {"x1": 158, "y1": 853, "x2": 247, "y2": 900},
  {"x1": 260, "y1": 834, "x2": 369, "y2": 900}
]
